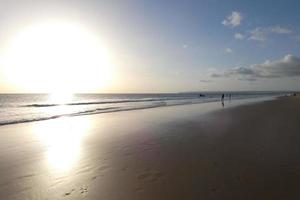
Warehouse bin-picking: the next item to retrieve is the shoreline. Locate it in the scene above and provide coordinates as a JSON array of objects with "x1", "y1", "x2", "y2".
[
  {"x1": 0, "y1": 95, "x2": 277, "y2": 127},
  {"x1": 0, "y1": 95, "x2": 299, "y2": 199}
]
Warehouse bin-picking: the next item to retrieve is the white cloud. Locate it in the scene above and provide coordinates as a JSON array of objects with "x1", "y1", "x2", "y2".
[
  {"x1": 248, "y1": 26, "x2": 292, "y2": 42},
  {"x1": 225, "y1": 48, "x2": 233, "y2": 54},
  {"x1": 210, "y1": 54, "x2": 300, "y2": 80},
  {"x1": 248, "y1": 27, "x2": 268, "y2": 41},
  {"x1": 222, "y1": 11, "x2": 243, "y2": 28},
  {"x1": 234, "y1": 33, "x2": 245, "y2": 40},
  {"x1": 270, "y1": 26, "x2": 292, "y2": 34}
]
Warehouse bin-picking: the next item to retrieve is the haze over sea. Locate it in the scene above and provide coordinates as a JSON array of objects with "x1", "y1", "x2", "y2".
[{"x1": 0, "y1": 92, "x2": 290, "y2": 126}]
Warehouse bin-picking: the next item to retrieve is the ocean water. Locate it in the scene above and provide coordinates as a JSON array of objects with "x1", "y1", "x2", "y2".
[{"x1": 0, "y1": 92, "x2": 290, "y2": 126}]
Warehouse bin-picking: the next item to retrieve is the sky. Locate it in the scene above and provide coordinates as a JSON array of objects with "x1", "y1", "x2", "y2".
[{"x1": 0, "y1": 0, "x2": 299, "y2": 93}]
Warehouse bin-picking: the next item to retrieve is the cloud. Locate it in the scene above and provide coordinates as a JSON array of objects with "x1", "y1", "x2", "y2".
[
  {"x1": 248, "y1": 26, "x2": 292, "y2": 42},
  {"x1": 234, "y1": 33, "x2": 245, "y2": 40},
  {"x1": 225, "y1": 48, "x2": 233, "y2": 54},
  {"x1": 222, "y1": 11, "x2": 243, "y2": 28},
  {"x1": 248, "y1": 27, "x2": 268, "y2": 41},
  {"x1": 210, "y1": 54, "x2": 300, "y2": 80},
  {"x1": 270, "y1": 26, "x2": 292, "y2": 34}
]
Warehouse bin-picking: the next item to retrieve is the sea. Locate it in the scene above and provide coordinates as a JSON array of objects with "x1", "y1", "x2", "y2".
[{"x1": 0, "y1": 92, "x2": 291, "y2": 126}]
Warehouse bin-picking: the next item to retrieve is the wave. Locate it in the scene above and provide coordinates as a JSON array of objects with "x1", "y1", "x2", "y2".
[
  {"x1": 21, "y1": 96, "x2": 202, "y2": 107},
  {"x1": 0, "y1": 99, "x2": 205, "y2": 126},
  {"x1": 0, "y1": 106, "x2": 119, "y2": 126},
  {"x1": 22, "y1": 103, "x2": 59, "y2": 107},
  {"x1": 0, "y1": 94, "x2": 283, "y2": 127}
]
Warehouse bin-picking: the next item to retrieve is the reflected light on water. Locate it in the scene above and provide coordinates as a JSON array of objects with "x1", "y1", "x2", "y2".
[
  {"x1": 33, "y1": 117, "x2": 91, "y2": 172},
  {"x1": 49, "y1": 92, "x2": 73, "y2": 104}
]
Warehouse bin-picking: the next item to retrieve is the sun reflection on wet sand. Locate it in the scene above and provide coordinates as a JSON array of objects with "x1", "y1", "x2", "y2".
[{"x1": 33, "y1": 117, "x2": 91, "y2": 172}]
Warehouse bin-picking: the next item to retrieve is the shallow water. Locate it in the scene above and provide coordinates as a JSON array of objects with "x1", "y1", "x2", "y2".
[{"x1": 0, "y1": 92, "x2": 289, "y2": 126}]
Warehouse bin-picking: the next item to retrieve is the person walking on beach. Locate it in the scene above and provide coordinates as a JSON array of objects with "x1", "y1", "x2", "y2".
[
  {"x1": 221, "y1": 94, "x2": 225, "y2": 101},
  {"x1": 221, "y1": 94, "x2": 225, "y2": 107}
]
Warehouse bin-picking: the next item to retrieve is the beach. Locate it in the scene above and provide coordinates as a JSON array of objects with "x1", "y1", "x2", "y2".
[{"x1": 0, "y1": 95, "x2": 300, "y2": 200}]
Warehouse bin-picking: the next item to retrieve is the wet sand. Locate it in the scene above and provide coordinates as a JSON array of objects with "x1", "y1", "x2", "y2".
[{"x1": 0, "y1": 96, "x2": 300, "y2": 200}]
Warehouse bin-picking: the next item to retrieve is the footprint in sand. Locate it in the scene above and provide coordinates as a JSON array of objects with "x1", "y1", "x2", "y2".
[
  {"x1": 137, "y1": 171, "x2": 165, "y2": 182},
  {"x1": 64, "y1": 189, "x2": 75, "y2": 196},
  {"x1": 137, "y1": 173, "x2": 150, "y2": 180},
  {"x1": 91, "y1": 173, "x2": 105, "y2": 181},
  {"x1": 80, "y1": 187, "x2": 88, "y2": 194}
]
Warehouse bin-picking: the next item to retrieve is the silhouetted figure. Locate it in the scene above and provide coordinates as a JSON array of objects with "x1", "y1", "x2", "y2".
[
  {"x1": 229, "y1": 94, "x2": 232, "y2": 100},
  {"x1": 221, "y1": 94, "x2": 225, "y2": 107}
]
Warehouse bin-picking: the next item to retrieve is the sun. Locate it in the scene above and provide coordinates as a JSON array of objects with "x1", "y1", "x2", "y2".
[{"x1": 1, "y1": 20, "x2": 114, "y2": 93}]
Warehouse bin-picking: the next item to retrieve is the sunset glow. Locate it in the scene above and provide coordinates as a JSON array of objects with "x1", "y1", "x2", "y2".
[
  {"x1": 0, "y1": 1, "x2": 300, "y2": 199},
  {"x1": 1, "y1": 21, "x2": 114, "y2": 93}
]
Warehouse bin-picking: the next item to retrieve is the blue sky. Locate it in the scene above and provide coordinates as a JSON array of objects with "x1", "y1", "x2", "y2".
[{"x1": 0, "y1": 0, "x2": 300, "y2": 92}]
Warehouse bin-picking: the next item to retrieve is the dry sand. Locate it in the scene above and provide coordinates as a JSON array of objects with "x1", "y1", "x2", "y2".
[{"x1": 0, "y1": 96, "x2": 300, "y2": 200}]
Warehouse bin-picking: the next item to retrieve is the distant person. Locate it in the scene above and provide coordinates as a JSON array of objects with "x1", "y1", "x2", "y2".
[
  {"x1": 229, "y1": 94, "x2": 232, "y2": 100},
  {"x1": 221, "y1": 94, "x2": 225, "y2": 107}
]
